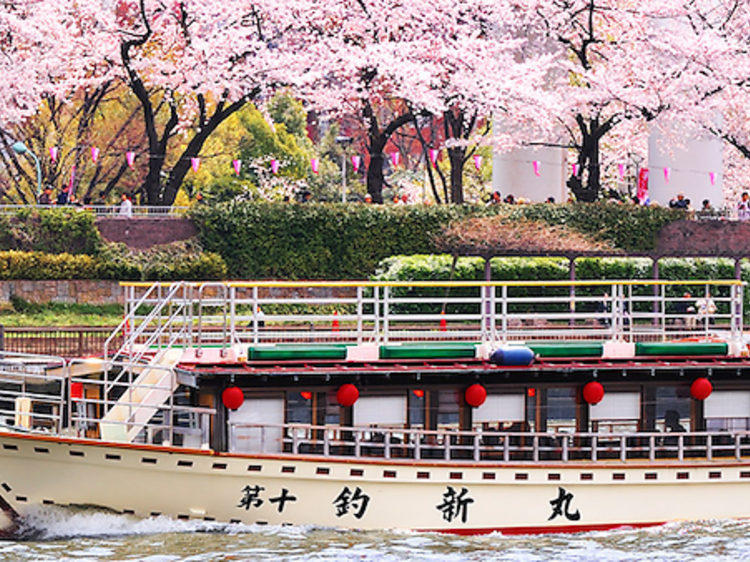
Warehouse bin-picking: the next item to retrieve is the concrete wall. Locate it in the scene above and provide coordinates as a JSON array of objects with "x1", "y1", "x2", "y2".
[
  {"x1": 492, "y1": 147, "x2": 567, "y2": 203},
  {"x1": 648, "y1": 127, "x2": 723, "y2": 209}
]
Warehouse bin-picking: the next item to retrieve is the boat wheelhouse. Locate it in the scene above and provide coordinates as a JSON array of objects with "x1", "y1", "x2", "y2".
[{"x1": 0, "y1": 279, "x2": 749, "y2": 534}]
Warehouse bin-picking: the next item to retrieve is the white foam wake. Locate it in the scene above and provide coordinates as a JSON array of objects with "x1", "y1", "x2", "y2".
[{"x1": 14, "y1": 505, "x2": 257, "y2": 541}]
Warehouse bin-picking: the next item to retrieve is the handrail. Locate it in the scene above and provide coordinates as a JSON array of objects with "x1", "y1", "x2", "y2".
[
  {"x1": 0, "y1": 204, "x2": 189, "y2": 217},
  {"x1": 121, "y1": 279, "x2": 746, "y2": 289},
  {"x1": 117, "y1": 279, "x2": 746, "y2": 349},
  {"x1": 229, "y1": 422, "x2": 750, "y2": 463}
]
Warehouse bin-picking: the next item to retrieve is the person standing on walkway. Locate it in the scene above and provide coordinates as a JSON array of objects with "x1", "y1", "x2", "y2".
[
  {"x1": 119, "y1": 193, "x2": 133, "y2": 218},
  {"x1": 738, "y1": 192, "x2": 750, "y2": 221}
]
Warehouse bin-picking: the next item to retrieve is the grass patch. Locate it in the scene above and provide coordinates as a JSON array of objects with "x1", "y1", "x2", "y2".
[{"x1": 0, "y1": 297, "x2": 123, "y2": 327}]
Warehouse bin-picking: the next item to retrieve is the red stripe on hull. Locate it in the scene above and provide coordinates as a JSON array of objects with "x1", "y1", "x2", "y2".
[{"x1": 419, "y1": 521, "x2": 666, "y2": 536}]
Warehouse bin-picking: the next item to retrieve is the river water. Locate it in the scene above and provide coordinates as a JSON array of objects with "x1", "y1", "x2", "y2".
[{"x1": 0, "y1": 507, "x2": 748, "y2": 561}]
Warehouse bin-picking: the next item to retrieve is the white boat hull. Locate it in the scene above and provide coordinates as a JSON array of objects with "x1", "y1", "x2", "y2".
[{"x1": 2, "y1": 431, "x2": 750, "y2": 534}]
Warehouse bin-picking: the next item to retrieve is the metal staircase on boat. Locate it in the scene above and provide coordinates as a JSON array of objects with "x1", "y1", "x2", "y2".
[{"x1": 99, "y1": 348, "x2": 184, "y2": 442}]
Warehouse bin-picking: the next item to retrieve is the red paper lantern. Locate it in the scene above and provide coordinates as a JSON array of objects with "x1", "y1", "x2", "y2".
[
  {"x1": 300, "y1": 391, "x2": 313, "y2": 400},
  {"x1": 336, "y1": 383, "x2": 359, "y2": 407},
  {"x1": 690, "y1": 377, "x2": 713, "y2": 401},
  {"x1": 583, "y1": 381, "x2": 605, "y2": 405},
  {"x1": 70, "y1": 382, "x2": 84, "y2": 400},
  {"x1": 412, "y1": 389, "x2": 425, "y2": 398},
  {"x1": 222, "y1": 386, "x2": 245, "y2": 410},
  {"x1": 465, "y1": 383, "x2": 487, "y2": 408}
]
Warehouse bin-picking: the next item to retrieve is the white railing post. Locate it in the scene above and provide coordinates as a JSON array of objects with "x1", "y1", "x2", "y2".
[
  {"x1": 356, "y1": 286, "x2": 364, "y2": 344},
  {"x1": 383, "y1": 287, "x2": 390, "y2": 344}
]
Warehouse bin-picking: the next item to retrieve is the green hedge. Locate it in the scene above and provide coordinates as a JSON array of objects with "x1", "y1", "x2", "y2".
[
  {"x1": 374, "y1": 255, "x2": 745, "y2": 317},
  {"x1": 0, "y1": 208, "x2": 102, "y2": 254},
  {"x1": 190, "y1": 202, "x2": 480, "y2": 279},
  {"x1": 0, "y1": 246, "x2": 227, "y2": 281},
  {"x1": 190, "y1": 202, "x2": 686, "y2": 279}
]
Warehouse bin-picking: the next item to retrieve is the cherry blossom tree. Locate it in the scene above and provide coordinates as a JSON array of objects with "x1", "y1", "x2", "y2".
[
  {"x1": 671, "y1": 0, "x2": 750, "y2": 201},
  {"x1": 292, "y1": 0, "x2": 547, "y2": 204},
  {"x1": 519, "y1": 0, "x2": 711, "y2": 202},
  {"x1": 4, "y1": 0, "x2": 309, "y2": 206}
]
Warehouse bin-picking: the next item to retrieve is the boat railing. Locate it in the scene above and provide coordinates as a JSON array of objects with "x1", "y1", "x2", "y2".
[
  {"x1": 66, "y1": 361, "x2": 213, "y2": 448},
  {"x1": 119, "y1": 280, "x2": 745, "y2": 350},
  {"x1": 69, "y1": 396, "x2": 214, "y2": 449},
  {"x1": 0, "y1": 352, "x2": 214, "y2": 449},
  {"x1": 0, "y1": 352, "x2": 67, "y2": 434},
  {"x1": 229, "y1": 422, "x2": 750, "y2": 463}
]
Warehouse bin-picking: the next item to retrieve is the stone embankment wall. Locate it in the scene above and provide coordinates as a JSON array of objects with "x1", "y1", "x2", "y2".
[{"x1": 0, "y1": 280, "x2": 124, "y2": 305}]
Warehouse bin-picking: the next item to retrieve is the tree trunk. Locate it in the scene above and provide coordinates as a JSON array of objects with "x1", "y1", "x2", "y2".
[
  {"x1": 366, "y1": 152, "x2": 386, "y2": 203},
  {"x1": 569, "y1": 115, "x2": 606, "y2": 203},
  {"x1": 363, "y1": 103, "x2": 413, "y2": 204},
  {"x1": 448, "y1": 147, "x2": 465, "y2": 204}
]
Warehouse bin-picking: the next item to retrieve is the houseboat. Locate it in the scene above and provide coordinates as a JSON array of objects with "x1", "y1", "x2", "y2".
[{"x1": 0, "y1": 278, "x2": 749, "y2": 535}]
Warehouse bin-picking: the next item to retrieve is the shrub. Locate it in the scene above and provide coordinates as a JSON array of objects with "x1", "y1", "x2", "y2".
[
  {"x1": 0, "y1": 208, "x2": 102, "y2": 255},
  {"x1": 375, "y1": 254, "x2": 750, "y2": 319},
  {"x1": 0, "y1": 242, "x2": 227, "y2": 281},
  {"x1": 190, "y1": 201, "x2": 687, "y2": 279},
  {"x1": 191, "y1": 202, "x2": 478, "y2": 279},
  {"x1": 0, "y1": 251, "x2": 98, "y2": 280}
]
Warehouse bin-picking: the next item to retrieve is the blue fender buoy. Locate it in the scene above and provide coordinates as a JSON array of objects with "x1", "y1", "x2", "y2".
[{"x1": 490, "y1": 346, "x2": 535, "y2": 366}]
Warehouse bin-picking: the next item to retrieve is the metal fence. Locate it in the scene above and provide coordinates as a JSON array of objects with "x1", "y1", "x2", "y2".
[
  {"x1": 0, "y1": 204, "x2": 189, "y2": 217},
  {"x1": 0, "y1": 326, "x2": 116, "y2": 358},
  {"x1": 119, "y1": 279, "x2": 746, "y2": 352}
]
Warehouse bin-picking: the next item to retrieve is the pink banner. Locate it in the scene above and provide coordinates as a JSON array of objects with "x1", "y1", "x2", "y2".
[
  {"x1": 473, "y1": 155, "x2": 482, "y2": 171},
  {"x1": 351, "y1": 155, "x2": 361, "y2": 172},
  {"x1": 637, "y1": 168, "x2": 649, "y2": 204},
  {"x1": 618, "y1": 163, "x2": 625, "y2": 179},
  {"x1": 311, "y1": 158, "x2": 319, "y2": 174},
  {"x1": 533, "y1": 160, "x2": 540, "y2": 176},
  {"x1": 271, "y1": 159, "x2": 279, "y2": 174},
  {"x1": 709, "y1": 171, "x2": 716, "y2": 185},
  {"x1": 49, "y1": 147, "x2": 58, "y2": 162},
  {"x1": 572, "y1": 163, "x2": 579, "y2": 177},
  {"x1": 233, "y1": 159, "x2": 241, "y2": 176},
  {"x1": 126, "y1": 151, "x2": 135, "y2": 169},
  {"x1": 390, "y1": 152, "x2": 400, "y2": 167},
  {"x1": 663, "y1": 167, "x2": 670, "y2": 183},
  {"x1": 91, "y1": 147, "x2": 99, "y2": 163},
  {"x1": 191, "y1": 158, "x2": 200, "y2": 172},
  {"x1": 429, "y1": 149, "x2": 439, "y2": 166}
]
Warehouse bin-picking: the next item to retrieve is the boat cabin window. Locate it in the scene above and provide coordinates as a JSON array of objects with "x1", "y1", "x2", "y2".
[
  {"x1": 230, "y1": 396, "x2": 284, "y2": 453},
  {"x1": 705, "y1": 391, "x2": 750, "y2": 431},
  {"x1": 590, "y1": 392, "x2": 640, "y2": 433},
  {"x1": 545, "y1": 388, "x2": 577, "y2": 433},
  {"x1": 408, "y1": 390, "x2": 426, "y2": 429},
  {"x1": 472, "y1": 393, "x2": 525, "y2": 433},
  {"x1": 286, "y1": 391, "x2": 313, "y2": 424},
  {"x1": 436, "y1": 390, "x2": 460, "y2": 430},
  {"x1": 323, "y1": 391, "x2": 341, "y2": 425},
  {"x1": 654, "y1": 387, "x2": 691, "y2": 432},
  {"x1": 353, "y1": 395, "x2": 407, "y2": 428}
]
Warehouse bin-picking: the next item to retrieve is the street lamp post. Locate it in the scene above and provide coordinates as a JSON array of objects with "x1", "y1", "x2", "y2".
[
  {"x1": 335, "y1": 136, "x2": 352, "y2": 203},
  {"x1": 11, "y1": 142, "x2": 42, "y2": 202}
]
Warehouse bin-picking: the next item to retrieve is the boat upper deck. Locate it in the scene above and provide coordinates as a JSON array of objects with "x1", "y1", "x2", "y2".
[{"x1": 112, "y1": 279, "x2": 747, "y2": 367}]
